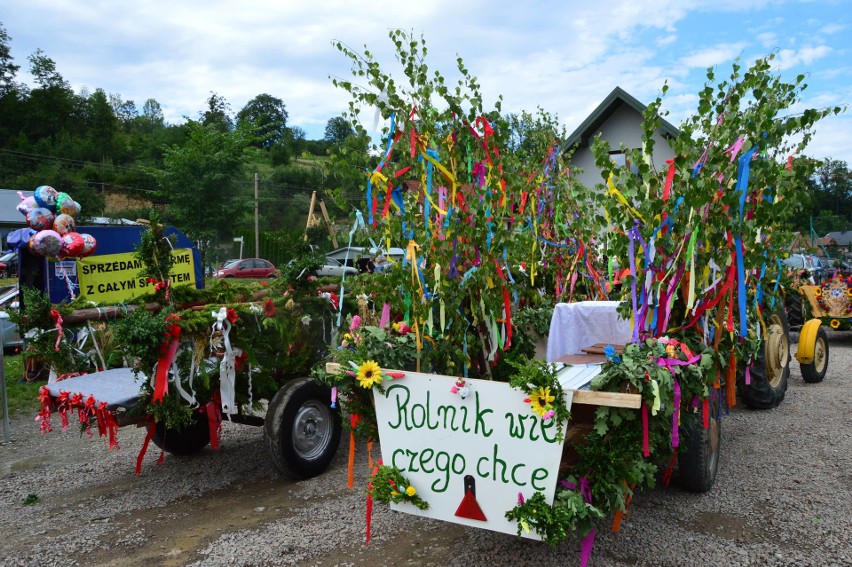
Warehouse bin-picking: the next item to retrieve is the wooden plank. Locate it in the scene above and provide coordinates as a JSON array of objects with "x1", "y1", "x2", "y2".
[
  {"x1": 324, "y1": 362, "x2": 641, "y2": 409},
  {"x1": 581, "y1": 343, "x2": 625, "y2": 354},
  {"x1": 573, "y1": 389, "x2": 641, "y2": 409}
]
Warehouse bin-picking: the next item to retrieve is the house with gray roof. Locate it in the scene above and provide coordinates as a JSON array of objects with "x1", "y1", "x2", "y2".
[
  {"x1": 0, "y1": 189, "x2": 33, "y2": 249},
  {"x1": 566, "y1": 86, "x2": 679, "y2": 190}
]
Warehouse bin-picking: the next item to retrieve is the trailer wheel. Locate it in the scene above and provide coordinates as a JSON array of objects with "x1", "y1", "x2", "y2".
[
  {"x1": 150, "y1": 411, "x2": 211, "y2": 455},
  {"x1": 801, "y1": 326, "x2": 829, "y2": 383},
  {"x1": 738, "y1": 310, "x2": 790, "y2": 409},
  {"x1": 265, "y1": 377, "x2": 341, "y2": 479},
  {"x1": 678, "y1": 392, "x2": 721, "y2": 493}
]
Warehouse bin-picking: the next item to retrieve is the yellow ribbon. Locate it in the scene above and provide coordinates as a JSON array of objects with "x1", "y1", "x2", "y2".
[{"x1": 607, "y1": 173, "x2": 645, "y2": 222}]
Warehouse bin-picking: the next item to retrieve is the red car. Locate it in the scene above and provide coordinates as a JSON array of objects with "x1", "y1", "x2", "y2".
[{"x1": 213, "y1": 258, "x2": 279, "y2": 279}]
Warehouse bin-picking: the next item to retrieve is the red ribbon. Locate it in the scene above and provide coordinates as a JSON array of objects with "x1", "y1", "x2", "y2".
[
  {"x1": 50, "y1": 307, "x2": 64, "y2": 351},
  {"x1": 136, "y1": 417, "x2": 157, "y2": 475}
]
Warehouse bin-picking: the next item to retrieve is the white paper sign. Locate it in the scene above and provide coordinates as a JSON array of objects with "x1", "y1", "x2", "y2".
[
  {"x1": 373, "y1": 371, "x2": 571, "y2": 538},
  {"x1": 54, "y1": 261, "x2": 77, "y2": 277}
]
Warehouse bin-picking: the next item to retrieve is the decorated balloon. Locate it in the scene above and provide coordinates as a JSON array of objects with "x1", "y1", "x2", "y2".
[
  {"x1": 79, "y1": 233, "x2": 97, "y2": 257},
  {"x1": 53, "y1": 213, "x2": 76, "y2": 235},
  {"x1": 32, "y1": 230, "x2": 62, "y2": 257},
  {"x1": 56, "y1": 192, "x2": 81, "y2": 217},
  {"x1": 27, "y1": 207, "x2": 55, "y2": 231},
  {"x1": 59, "y1": 232, "x2": 85, "y2": 257},
  {"x1": 17, "y1": 196, "x2": 37, "y2": 217},
  {"x1": 34, "y1": 185, "x2": 59, "y2": 211},
  {"x1": 59, "y1": 198, "x2": 81, "y2": 217}
]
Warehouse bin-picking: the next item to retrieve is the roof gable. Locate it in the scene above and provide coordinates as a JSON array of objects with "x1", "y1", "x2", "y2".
[{"x1": 565, "y1": 86, "x2": 679, "y2": 149}]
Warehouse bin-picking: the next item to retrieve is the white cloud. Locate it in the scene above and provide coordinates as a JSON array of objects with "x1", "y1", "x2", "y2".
[
  {"x1": 678, "y1": 43, "x2": 749, "y2": 69},
  {"x1": 775, "y1": 45, "x2": 833, "y2": 70}
]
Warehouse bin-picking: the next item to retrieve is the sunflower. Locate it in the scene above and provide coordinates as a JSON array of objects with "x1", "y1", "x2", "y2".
[
  {"x1": 528, "y1": 386, "x2": 555, "y2": 418},
  {"x1": 847, "y1": 288, "x2": 852, "y2": 298},
  {"x1": 830, "y1": 319, "x2": 841, "y2": 329},
  {"x1": 357, "y1": 360, "x2": 384, "y2": 389},
  {"x1": 815, "y1": 287, "x2": 822, "y2": 297}
]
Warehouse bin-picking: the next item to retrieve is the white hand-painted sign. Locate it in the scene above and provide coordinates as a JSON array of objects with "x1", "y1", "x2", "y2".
[{"x1": 373, "y1": 371, "x2": 571, "y2": 538}]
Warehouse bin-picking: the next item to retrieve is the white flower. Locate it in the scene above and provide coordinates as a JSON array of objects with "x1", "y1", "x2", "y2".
[
  {"x1": 249, "y1": 304, "x2": 263, "y2": 315},
  {"x1": 301, "y1": 315, "x2": 312, "y2": 326},
  {"x1": 458, "y1": 386, "x2": 470, "y2": 399}
]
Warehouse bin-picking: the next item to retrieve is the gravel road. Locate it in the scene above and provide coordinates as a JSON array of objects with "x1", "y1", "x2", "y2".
[{"x1": 1, "y1": 331, "x2": 850, "y2": 567}]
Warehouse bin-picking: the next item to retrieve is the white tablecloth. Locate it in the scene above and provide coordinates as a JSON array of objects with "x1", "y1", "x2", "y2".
[{"x1": 546, "y1": 301, "x2": 632, "y2": 362}]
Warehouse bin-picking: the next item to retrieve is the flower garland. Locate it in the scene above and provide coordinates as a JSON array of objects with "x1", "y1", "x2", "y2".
[
  {"x1": 508, "y1": 358, "x2": 571, "y2": 442},
  {"x1": 368, "y1": 462, "x2": 429, "y2": 510}
]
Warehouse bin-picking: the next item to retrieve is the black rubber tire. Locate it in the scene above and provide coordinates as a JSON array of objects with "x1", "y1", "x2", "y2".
[
  {"x1": 678, "y1": 392, "x2": 721, "y2": 493},
  {"x1": 801, "y1": 326, "x2": 829, "y2": 384},
  {"x1": 150, "y1": 411, "x2": 211, "y2": 455},
  {"x1": 265, "y1": 377, "x2": 342, "y2": 479},
  {"x1": 785, "y1": 293, "x2": 804, "y2": 330},
  {"x1": 738, "y1": 310, "x2": 790, "y2": 409}
]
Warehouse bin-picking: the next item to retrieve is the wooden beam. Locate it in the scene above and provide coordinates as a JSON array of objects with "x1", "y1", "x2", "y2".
[{"x1": 318, "y1": 200, "x2": 339, "y2": 248}]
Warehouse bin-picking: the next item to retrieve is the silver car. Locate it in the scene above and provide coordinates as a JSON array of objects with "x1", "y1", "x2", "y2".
[{"x1": 0, "y1": 284, "x2": 21, "y2": 353}]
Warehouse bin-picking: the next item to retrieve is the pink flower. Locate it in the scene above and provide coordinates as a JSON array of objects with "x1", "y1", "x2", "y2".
[{"x1": 350, "y1": 315, "x2": 361, "y2": 331}]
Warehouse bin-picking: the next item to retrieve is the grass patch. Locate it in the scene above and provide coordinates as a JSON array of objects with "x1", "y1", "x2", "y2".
[{"x1": 1, "y1": 353, "x2": 41, "y2": 418}]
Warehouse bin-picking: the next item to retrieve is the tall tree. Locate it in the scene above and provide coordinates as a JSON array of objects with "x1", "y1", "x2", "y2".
[
  {"x1": 200, "y1": 91, "x2": 233, "y2": 132},
  {"x1": 155, "y1": 121, "x2": 249, "y2": 244},
  {"x1": 24, "y1": 48, "x2": 75, "y2": 141},
  {"x1": 323, "y1": 115, "x2": 354, "y2": 145},
  {"x1": 236, "y1": 93, "x2": 288, "y2": 149},
  {"x1": 0, "y1": 23, "x2": 20, "y2": 96},
  {"x1": 84, "y1": 88, "x2": 118, "y2": 159}
]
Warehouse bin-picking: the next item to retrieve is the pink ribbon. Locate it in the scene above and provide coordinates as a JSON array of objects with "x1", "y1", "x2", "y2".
[{"x1": 560, "y1": 477, "x2": 596, "y2": 567}]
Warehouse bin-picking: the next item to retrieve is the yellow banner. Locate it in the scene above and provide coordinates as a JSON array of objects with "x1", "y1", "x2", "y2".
[{"x1": 76, "y1": 249, "x2": 196, "y2": 304}]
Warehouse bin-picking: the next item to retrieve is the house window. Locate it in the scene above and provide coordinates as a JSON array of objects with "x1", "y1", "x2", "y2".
[{"x1": 610, "y1": 150, "x2": 639, "y2": 174}]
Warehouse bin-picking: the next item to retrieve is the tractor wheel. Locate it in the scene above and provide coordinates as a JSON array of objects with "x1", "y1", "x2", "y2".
[
  {"x1": 800, "y1": 326, "x2": 829, "y2": 383},
  {"x1": 738, "y1": 310, "x2": 790, "y2": 409},
  {"x1": 785, "y1": 293, "x2": 804, "y2": 330},
  {"x1": 679, "y1": 391, "x2": 721, "y2": 493}
]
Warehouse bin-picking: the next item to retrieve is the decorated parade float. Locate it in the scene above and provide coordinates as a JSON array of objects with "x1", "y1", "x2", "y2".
[
  {"x1": 14, "y1": 30, "x2": 841, "y2": 566},
  {"x1": 311, "y1": 31, "x2": 841, "y2": 564}
]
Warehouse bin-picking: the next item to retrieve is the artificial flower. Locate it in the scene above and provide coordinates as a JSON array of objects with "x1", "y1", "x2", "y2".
[
  {"x1": 528, "y1": 386, "x2": 555, "y2": 418},
  {"x1": 815, "y1": 287, "x2": 822, "y2": 297},
  {"x1": 405, "y1": 486, "x2": 417, "y2": 497},
  {"x1": 350, "y1": 315, "x2": 362, "y2": 331},
  {"x1": 263, "y1": 298, "x2": 276, "y2": 317},
  {"x1": 830, "y1": 319, "x2": 840, "y2": 329},
  {"x1": 226, "y1": 308, "x2": 238, "y2": 323},
  {"x1": 357, "y1": 360, "x2": 384, "y2": 389}
]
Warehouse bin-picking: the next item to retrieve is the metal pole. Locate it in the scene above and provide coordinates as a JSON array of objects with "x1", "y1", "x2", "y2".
[
  {"x1": 254, "y1": 173, "x2": 260, "y2": 258},
  {"x1": 1, "y1": 327, "x2": 10, "y2": 443}
]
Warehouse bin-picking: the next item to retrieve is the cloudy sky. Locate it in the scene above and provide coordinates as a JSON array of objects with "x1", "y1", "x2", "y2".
[{"x1": 3, "y1": 0, "x2": 851, "y2": 162}]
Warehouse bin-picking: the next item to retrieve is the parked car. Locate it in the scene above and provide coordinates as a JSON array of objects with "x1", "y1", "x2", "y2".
[
  {"x1": 212, "y1": 258, "x2": 279, "y2": 279},
  {"x1": 316, "y1": 258, "x2": 358, "y2": 278},
  {"x1": 783, "y1": 254, "x2": 825, "y2": 284},
  {"x1": 0, "y1": 251, "x2": 19, "y2": 278},
  {"x1": 0, "y1": 283, "x2": 21, "y2": 352}
]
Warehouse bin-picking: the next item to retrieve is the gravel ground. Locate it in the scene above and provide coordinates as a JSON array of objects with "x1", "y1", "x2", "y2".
[{"x1": 1, "y1": 330, "x2": 850, "y2": 567}]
